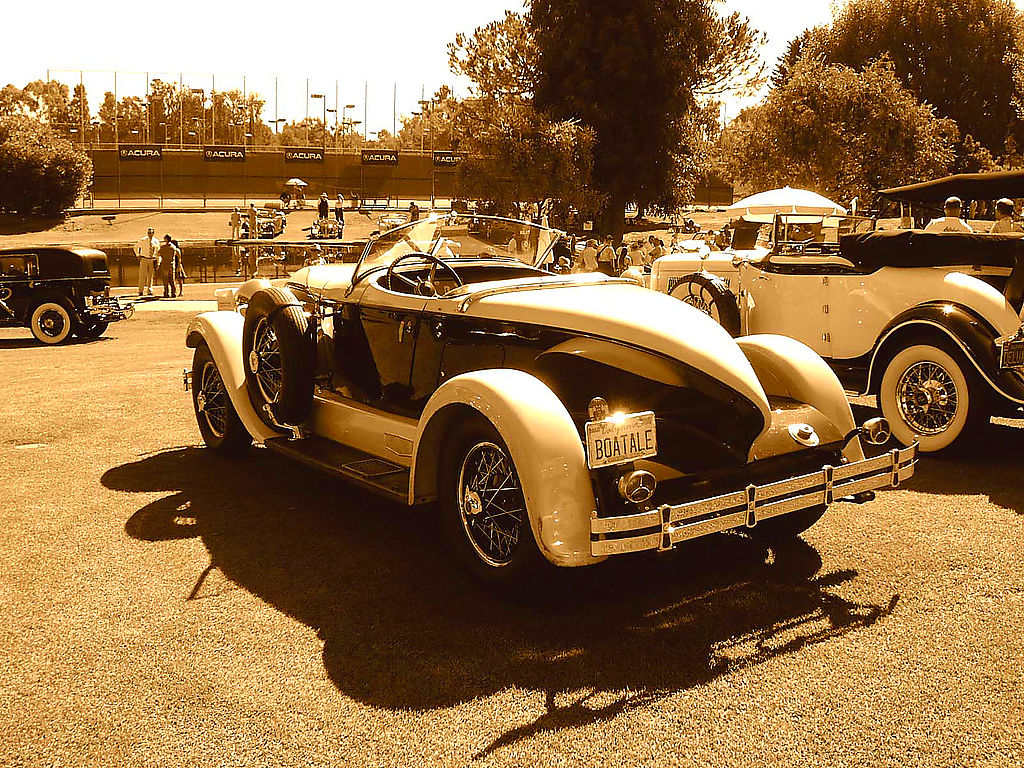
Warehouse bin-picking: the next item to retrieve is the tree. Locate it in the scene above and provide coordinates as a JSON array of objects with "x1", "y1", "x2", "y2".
[
  {"x1": 0, "y1": 115, "x2": 92, "y2": 216},
  {"x1": 797, "y1": 0, "x2": 1024, "y2": 154},
  {"x1": 449, "y1": 10, "x2": 537, "y2": 100},
  {"x1": 529, "y1": 0, "x2": 761, "y2": 237},
  {"x1": 454, "y1": 96, "x2": 603, "y2": 215},
  {"x1": 722, "y1": 58, "x2": 957, "y2": 203}
]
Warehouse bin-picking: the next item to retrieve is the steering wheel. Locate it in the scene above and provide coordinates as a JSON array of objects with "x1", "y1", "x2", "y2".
[{"x1": 384, "y1": 252, "x2": 464, "y2": 297}]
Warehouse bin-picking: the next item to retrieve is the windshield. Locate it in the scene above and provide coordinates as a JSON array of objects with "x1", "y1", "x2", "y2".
[{"x1": 353, "y1": 214, "x2": 563, "y2": 284}]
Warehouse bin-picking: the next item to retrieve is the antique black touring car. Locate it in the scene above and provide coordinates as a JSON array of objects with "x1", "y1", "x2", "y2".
[
  {"x1": 0, "y1": 246, "x2": 132, "y2": 344},
  {"x1": 185, "y1": 213, "x2": 915, "y2": 588}
]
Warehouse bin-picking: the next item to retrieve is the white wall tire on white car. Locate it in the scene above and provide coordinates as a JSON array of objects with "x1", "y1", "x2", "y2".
[
  {"x1": 30, "y1": 300, "x2": 78, "y2": 345},
  {"x1": 879, "y1": 343, "x2": 985, "y2": 452}
]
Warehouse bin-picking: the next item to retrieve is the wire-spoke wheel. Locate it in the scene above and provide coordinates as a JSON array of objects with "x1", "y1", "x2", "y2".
[
  {"x1": 250, "y1": 316, "x2": 283, "y2": 405},
  {"x1": 192, "y1": 345, "x2": 251, "y2": 456},
  {"x1": 669, "y1": 272, "x2": 740, "y2": 336},
  {"x1": 458, "y1": 441, "x2": 526, "y2": 567},
  {"x1": 440, "y1": 416, "x2": 550, "y2": 591},
  {"x1": 241, "y1": 287, "x2": 314, "y2": 428},
  {"x1": 879, "y1": 342, "x2": 986, "y2": 453}
]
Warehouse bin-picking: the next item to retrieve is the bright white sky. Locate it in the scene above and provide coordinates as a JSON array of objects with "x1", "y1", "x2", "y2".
[{"x1": 0, "y1": 1, "x2": 901, "y2": 135}]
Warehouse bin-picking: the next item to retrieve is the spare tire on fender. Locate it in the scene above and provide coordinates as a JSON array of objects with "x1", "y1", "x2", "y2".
[
  {"x1": 242, "y1": 287, "x2": 314, "y2": 427},
  {"x1": 669, "y1": 271, "x2": 741, "y2": 337}
]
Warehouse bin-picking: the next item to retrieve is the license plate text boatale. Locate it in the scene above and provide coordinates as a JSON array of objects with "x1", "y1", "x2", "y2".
[{"x1": 584, "y1": 411, "x2": 657, "y2": 469}]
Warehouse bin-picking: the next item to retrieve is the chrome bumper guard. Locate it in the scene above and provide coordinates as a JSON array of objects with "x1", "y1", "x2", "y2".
[{"x1": 591, "y1": 444, "x2": 917, "y2": 557}]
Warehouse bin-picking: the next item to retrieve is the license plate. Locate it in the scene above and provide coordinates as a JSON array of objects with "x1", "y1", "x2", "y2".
[
  {"x1": 1000, "y1": 338, "x2": 1024, "y2": 368},
  {"x1": 584, "y1": 411, "x2": 657, "y2": 469}
]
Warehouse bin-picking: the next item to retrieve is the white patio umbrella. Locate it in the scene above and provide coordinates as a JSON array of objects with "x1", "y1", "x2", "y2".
[
  {"x1": 726, "y1": 186, "x2": 847, "y2": 218},
  {"x1": 284, "y1": 178, "x2": 308, "y2": 187}
]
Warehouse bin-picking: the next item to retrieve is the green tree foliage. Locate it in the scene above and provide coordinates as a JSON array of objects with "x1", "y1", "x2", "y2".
[
  {"x1": 529, "y1": 0, "x2": 761, "y2": 234},
  {"x1": 0, "y1": 115, "x2": 92, "y2": 215},
  {"x1": 454, "y1": 96, "x2": 603, "y2": 215},
  {"x1": 786, "y1": 0, "x2": 1024, "y2": 154},
  {"x1": 449, "y1": 11, "x2": 537, "y2": 100},
  {"x1": 723, "y1": 58, "x2": 957, "y2": 202}
]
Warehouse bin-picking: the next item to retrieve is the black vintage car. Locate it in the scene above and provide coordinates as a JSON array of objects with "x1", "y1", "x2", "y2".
[{"x1": 0, "y1": 246, "x2": 132, "y2": 344}]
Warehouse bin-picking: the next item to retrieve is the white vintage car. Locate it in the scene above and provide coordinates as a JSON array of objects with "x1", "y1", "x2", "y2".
[
  {"x1": 651, "y1": 215, "x2": 1024, "y2": 452},
  {"x1": 184, "y1": 213, "x2": 914, "y2": 589}
]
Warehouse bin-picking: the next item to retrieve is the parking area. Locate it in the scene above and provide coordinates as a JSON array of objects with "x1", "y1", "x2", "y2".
[{"x1": 1, "y1": 312, "x2": 1022, "y2": 767}]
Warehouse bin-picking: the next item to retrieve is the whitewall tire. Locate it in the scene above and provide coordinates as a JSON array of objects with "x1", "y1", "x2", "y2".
[
  {"x1": 30, "y1": 301, "x2": 78, "y2": 345},
  {"x1": 879, "y1": 343, "x2": 985, "y2": 452}
]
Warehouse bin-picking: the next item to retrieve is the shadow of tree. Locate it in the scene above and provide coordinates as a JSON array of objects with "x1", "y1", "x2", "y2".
[{"x1": 104, "y1": 446, "x2": 898, "y2": 753}]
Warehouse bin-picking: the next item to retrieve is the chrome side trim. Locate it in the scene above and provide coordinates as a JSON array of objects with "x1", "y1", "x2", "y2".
[{"x1": 591, "y1": 444, "x2": 917, "y2": 557}]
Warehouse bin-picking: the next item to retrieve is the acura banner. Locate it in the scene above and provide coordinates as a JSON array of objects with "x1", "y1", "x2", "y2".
[
  {"x1": 118, "y1": 144, "x2": 163, "y2": 161},
  {"x1": 284, "y1": 147, "x2": 325, "y2": 163},
  {"x1": 361, "y1": 149, "x2": 399, "y2": 165},
  {"x1": 203, "y1": 145, "x2": 246, "y2": 162},
  {"x1": 433, "y1": 151, "x2": 467, "y2": 167}
]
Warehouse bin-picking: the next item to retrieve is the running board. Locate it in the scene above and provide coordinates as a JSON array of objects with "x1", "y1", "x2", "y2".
[{"x1": 263, "y1": 436, "x2": 410, "y2": 502}]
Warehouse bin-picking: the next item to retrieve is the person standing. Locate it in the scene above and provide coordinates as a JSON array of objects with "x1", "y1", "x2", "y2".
[
  {"x1": 572, "y1": 238, "x2": 600, "y2": 273},
  {"x1": 171, "y1": 238, "x2": 185, "y2": 297},
  {"x1": 596, "y1": 235, "x2": 616, "y2": 276},
  {"x1": 990, "y1": 198, "x2": 1021, "y2": 233},
  {"x1": 229, "y1": 208, "x2": 241, "y2": 239},
  {"x1": 134, "y1": 227, "x2": 159, "y2": 296},
  {"x1": 409, "y1": 201, "x2": 420, "y2": 222},
  {"x1": 247, "y1": 204, "x2": 259, "y2": 240},
  {"x1": 334, "y1": 194, "x2": 346, "y2": 236},
  {"x1": 924, "y1": 196, "x2": 974, "y2": 232},
  {"x1": 318, "y1": 193, "x2": 330, "y2": 220},
  {"x1": 157, "y1": 235, "x2": 181, "y2": 298}
]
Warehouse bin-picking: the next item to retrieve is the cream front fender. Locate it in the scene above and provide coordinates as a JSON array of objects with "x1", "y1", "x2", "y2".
[
  {"x1": 412, "y1": 369, "x2": 601, "y2": 568},
  {"x1": 737, "y1": 334, "x2": 864, "y2": 462},
  {"x1": 185, "y1": 311, "x2": 279, "y2": 444}
]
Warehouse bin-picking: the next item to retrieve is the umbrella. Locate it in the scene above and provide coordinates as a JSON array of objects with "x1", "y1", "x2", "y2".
[
  {"x1": 284, "y1": 178, "x2": 308, "y2": 187},
  {"x1": 726, "y1": 186, "x2": 847, "y2": 218}
]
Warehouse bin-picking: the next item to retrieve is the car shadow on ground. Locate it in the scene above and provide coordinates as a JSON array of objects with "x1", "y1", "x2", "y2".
[
  {"x1": 104, "y1": 447, "x2": 898, "y2": 754},
  {"x1": 0, "y1": 335, "x2": 114, "y2": 349}
]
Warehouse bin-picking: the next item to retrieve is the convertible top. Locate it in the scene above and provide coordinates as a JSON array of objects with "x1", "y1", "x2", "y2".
[
  {"x1": 839, "y1": 230, "x2": 1024, "y2": 270},
  {"x1": 879, "y1": 170, "x2": 1024, "y2": 204}
]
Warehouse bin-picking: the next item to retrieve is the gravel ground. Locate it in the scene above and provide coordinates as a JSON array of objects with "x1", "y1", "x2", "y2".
[{"x1": 1, "y1": 312, "x2": 1022, "y2": 768}]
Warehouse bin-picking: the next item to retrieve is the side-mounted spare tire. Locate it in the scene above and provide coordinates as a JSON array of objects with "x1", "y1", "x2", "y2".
[
  {"x1": 669, "y1": 271, "x2": 741, "y2": 337},
  {"x1": 242, "y1": 287, "x2": 314, "y2": 428}
]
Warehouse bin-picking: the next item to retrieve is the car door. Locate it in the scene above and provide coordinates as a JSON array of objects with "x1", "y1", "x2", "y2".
[
  {"x1": 357, "y1": 291, "x2": 428, "y2": 408},
  {"x1": 741, "y1": 262, "x2": 831, "y2": 357}
]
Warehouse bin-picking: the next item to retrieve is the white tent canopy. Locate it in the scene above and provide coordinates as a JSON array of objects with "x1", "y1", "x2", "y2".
[{"x1": 726, "y1": 186, "x2": 847, "y2": 218}]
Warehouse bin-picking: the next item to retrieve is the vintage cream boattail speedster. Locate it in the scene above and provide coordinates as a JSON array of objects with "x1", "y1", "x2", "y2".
[{"x1": 184, "y1": 213, "x2": 915, "y2": 587}]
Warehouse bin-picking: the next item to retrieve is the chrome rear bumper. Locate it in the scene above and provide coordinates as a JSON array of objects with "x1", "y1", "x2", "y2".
[{"x1": 591, "y1": 444, "x2": 917, "y2": 557}]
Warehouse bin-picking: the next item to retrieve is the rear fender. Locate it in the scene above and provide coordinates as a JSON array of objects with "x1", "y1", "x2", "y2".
[
  {"x1": 737, "y1": 334, "x2": 864, "y2": 461},
  {"x1": 185, "y1": 311, "x2": 279, "y2": 443},
  {"x1": 411, "y1": 369, "x2": 600, "y2": 567},
  {"x1": 866, "y1": 302, "x2": 1024, "y2": 405}
]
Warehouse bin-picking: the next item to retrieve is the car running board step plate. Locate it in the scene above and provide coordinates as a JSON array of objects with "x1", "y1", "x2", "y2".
[{"x1": 264, "y1": 436, "x2": 409, "y2": 502}]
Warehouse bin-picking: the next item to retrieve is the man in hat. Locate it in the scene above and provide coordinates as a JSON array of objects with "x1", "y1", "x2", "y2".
[
  {"x1": 990, "y1": 198, "x2": 1021, "y2": 233},
  {"x1": 925, "y1": 196, "x2": 974, "y2": 233},
  {"x1": 318, "y1": 193, "x2": 330, "y2": 220}
]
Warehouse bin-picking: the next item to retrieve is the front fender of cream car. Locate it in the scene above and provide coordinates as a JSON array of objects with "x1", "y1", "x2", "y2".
[
  {"x1": 411, "y1": 368, "x2": 600, "y2": 568},
  {"x1": 185, "y1": 311, "x2": 279, "y2": 443}
]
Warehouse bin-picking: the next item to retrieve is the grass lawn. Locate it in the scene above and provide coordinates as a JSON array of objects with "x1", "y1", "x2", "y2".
[{"x1": 0, "y1": 312, "x2": 1021, "y2": 767}]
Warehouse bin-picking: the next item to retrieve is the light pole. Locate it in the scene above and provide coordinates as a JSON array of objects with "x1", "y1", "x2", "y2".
[
  {"x1": 341, "y1": 104, "x2": 356, "y2": 149},
  {"x1": 326, "y1": 108, "x2": 336, "y2": 148},
  {"x1": 310, "y1": 92, "x2": 325, "y2": 147}
]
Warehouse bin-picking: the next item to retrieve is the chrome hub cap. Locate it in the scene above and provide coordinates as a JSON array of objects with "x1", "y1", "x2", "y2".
[
  {"x1": 457, "y1": 442, "x2": 525, "y2": 567},
  {"x1": 198, "y1": 361, "x2": 228, "y2": 437},
  {"x1": 896, "y1": 361, "x2": 958, "y2": 435},
  {"x1": 251, "y1": 317, "x2": 282, "y2": 404}
]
